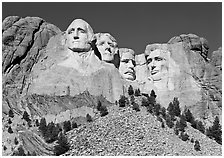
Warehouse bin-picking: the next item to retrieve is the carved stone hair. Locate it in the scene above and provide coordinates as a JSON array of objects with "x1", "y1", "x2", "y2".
[
  {"x1": 66, "y1": 19, "x2": 94, "y2": 42},
  {"x1": 94, "y1": 33, "x2": 118, "y2": 48}
]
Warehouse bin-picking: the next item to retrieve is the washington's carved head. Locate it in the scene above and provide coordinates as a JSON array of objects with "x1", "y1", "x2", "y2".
[
  {"x1": 146, "y1": 49, "x2": 169, "y2": 81},
  {"x1": 95, "y1": 33, "x2": 118, "y2": 62},
  {"x1": 65, "y1": 19, "x2": 94, "y2": 52},
  {"x1": 119, "y1": 48, "x2": 136, "y2": 81}
]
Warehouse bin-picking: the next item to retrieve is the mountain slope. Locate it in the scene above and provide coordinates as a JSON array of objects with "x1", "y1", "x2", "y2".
[{"x1": 65, "y1": 105, "x2": 221, "y2": 156}]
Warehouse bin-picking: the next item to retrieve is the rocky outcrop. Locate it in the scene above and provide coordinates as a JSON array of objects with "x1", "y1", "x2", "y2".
[
  {"x1": 168, "y1": 34, "x2": 209, "y2": 61},
  {"x1": 2, "y1": 16, "x2": 61, "y2": 114},
  {"x1": 16, "y1": 130, "x2": 54, "y2": 156},
  {"x1": 135, "y1": 34, "x2": 221, "y2": 120}
]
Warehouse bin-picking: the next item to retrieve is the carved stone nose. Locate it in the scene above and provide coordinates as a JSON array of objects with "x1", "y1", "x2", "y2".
[{"x1": 151, "y1": 65, "x2": 156, "y2": 70}]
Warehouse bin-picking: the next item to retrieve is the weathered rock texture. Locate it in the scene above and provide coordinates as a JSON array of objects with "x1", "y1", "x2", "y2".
[
  {"x1": 135, "y1": 34, "x2": 221, "y2": 120},
  {"x1": 2, "y1": 16, "x2": 222, "y2": 156},
  {"x1": 135, "y1": 53, "x2": 148, "y2": 83},
  {"x1": 167, "y1": 34, "x2": 221, "y2": 121},
  {"x1": 28, "y1": 31, "x2": 124, "y2": 103},
  {"x1": 2, "y1": 16, "x2": 61, "y2": 114}
]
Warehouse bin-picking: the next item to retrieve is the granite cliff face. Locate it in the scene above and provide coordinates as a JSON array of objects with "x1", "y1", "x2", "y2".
[
  {"x1": 134, "y1": 34, "x2": 221, "y2": 120},
  {"x1": 2, "y1": 16, "x2": 222, "y2": 156},
  {"x1": 28, "y1": 31, "x2": 124, "y2": 103},
  {"x1": 2, "y1": 16, "x2": 61, "y2": 114}
]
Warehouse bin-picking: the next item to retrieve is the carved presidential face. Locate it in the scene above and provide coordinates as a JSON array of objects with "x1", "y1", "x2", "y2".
[
  {"x1": 66, "y1": 19, "x2": 93, "y2": 52},
  {"x1": 119, "y1": 49, "x2": 136, "y2": 81},
  {"x1": 146, "y1": 49, "x2": 169, "y2": 81},
  {"x1": 96, "y1": 34, "x2": 118, "y2": 62}
]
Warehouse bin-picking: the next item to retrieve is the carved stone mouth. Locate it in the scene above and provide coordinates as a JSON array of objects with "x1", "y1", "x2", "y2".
[
  {"x1": 125, "y1": 71, "x2": 134, "y2": 75},
  {"x1": 151, "y1": 70, "x2": 158, "y2": 75}
]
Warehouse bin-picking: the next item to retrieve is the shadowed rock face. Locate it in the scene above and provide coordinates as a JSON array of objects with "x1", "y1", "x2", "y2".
[
  {"x1": 95, "y1": 33, "x2": 118, "y2": 64},
  {"x1": 118, "y1": 48, "x2": 136, "y2": 81},
  {"x1": 2, "y1": 16, "x2": 61, "y2": 114}
]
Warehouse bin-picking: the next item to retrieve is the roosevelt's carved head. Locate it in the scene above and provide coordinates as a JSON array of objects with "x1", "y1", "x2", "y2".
[
  {"x1": 95, "y1": 33, "x2": 118, "y2": 62},
  {"x1": 119, "y1": 48, "x2": 136, "y2": 81},
  {"x1": 65, "y1": 19, "x2": 94, "y2": 52},
  {"x1": 146, "y1": 49, "x2": 169, "y2": 81}
]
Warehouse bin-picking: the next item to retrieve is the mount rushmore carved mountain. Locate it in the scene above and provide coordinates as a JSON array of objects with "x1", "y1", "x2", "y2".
[{"x1": 2, "y1": 16, "x2": 222, "y2": 156}]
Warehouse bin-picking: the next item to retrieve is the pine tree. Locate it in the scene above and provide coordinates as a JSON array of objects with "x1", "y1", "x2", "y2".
[
  {"x1": 8, "y1": 126, "x2": 13, "y2": 133},
  {"x1": 167, "y1": 102, "x2": 175, "y2": 121},
  {"x1": 86, "y1": 114, "x2": 93, "y2": 122},
  {"x1": 196, "y1": 120, "x2": 205, "y2": 134},
  {"x1": 148, "y1": 90, "x2": 156, "y2": 106},
  {"x1": 167, "y1": 102, "x2": 174, "y2": 117},
  {"x1": 3, "y1": 145, "x2": 7, "y2": 151},
  {"x1": 180, "y1": 132, "x2": 189, "y2": 141},
  {"x1": 128, "y1": 85, "x2": 134, "y2": 96},
  {"x1": 157, "y1": 116, "x2": 163, "y2": 123},
  {"x1": 63, "y1": 121, "x2": 71, "y2": 133},
  {"x1": 35, "y1": 119, "x2": 40, "y2": 127},
  {"x1": 153, "y1": 103, "x2": 161, "y2": 116},
  {"x1": 141, "y1": 97, "x2": 149, "y2": 107},
  {"x1": 54, "y1": 132, "x2": 70, "y2": 156},
  {"x1": 119, "y1": 95, "x2": 126, "y2": 107},
  {"x1": 132, "y1": 102, "x2": 140, "y2": 112},
  {"x1": 161, "y1": 121, "x2": 165, "y2": 128},
  {"x1": 22, "y1": 111, "x2": 31, "y2": 122},
  {"x1": 100, "y1": 106, "x2": 109, "y2": 117},
  {"x1": 161, "y1": 107, "x2": 166, "y2": 119},
  {"x1": 8, "y1": 109, "x2": 14, "y2": 118},
  {"x1": 150, "y1": 90, "x2": 157, "y2": 98},
  {"x1": 179, "y1": 113, "x2": 187, "y2": 132},
  {"x1": 130, "y1": 95, "x2": 135, "y2": 105},
  {"x1": 173, "y1": 97, "x2": 181, "y2": 117},
  {"x1": 14, "y1": 137, "x2": 19, "y2": 145},
  {"x1": 184, "y1": 108, "x2": 194, "y2": 123},
  {"x1": 97, "y1": 100, "x2": 102, "y2": 111},
  {"x1": 194, "y1": 140, "x2": 201, "y2": 151},
  {"x1": 8, "y1": 118, "x2": 12, "y2": 124},
  {"x1": 134, "y1": 88, "x2": 141, "y2": 96},
  {"x1": 174, "y1": 128, "x2": 179, "y2": 135},
  {"x1": 16, "y1": 146, "x2": 26, "y2": 156},
  {"x1": 97, "y1": 100, "x2": 108, "y2": 117},
  {"x1": 165, "y1": 114, "x2": 174, "y2": 128},
  {"x1": 39, "y1": 117, "x2": 47, "y2": 136},
  {"x1": 206, "y1": 116, "x2": 222, "y2": 144},
  {"x1": 72, "y1": 122, "x2": 78, "y2": 129}
]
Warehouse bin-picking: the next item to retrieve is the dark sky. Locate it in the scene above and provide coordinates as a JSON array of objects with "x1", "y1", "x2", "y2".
[{"x1": 2, "y1": 2, "x2": 222, "y2": 55}]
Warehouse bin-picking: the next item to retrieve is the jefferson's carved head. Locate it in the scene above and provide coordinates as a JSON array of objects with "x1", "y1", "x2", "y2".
[
  {"x1": 119, "y1": 48, "x2": 136, "y2": 81},
  {"x1": 65, "y1": 19, "x2": 94, "y2": 52},
  {"x1": 95, "y1": 33, "x2": 118, "y2": 62},
  {"x1": 146, "y1": 49, "x2": 169, "y2": 81}
]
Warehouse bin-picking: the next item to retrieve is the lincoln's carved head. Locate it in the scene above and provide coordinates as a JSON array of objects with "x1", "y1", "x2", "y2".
[
  {"x1": 119, "y1": 48, "x2": 136, "y2": 81},
  {"x1": 95, "y1": 33, "x2": 118, "y2": 62},
  {"x1": 65, "y1": 19, "x2": 94, "y2": 52},
  {"x1": 146, "y1": 49, "x2": 169, "y2": 81}
]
